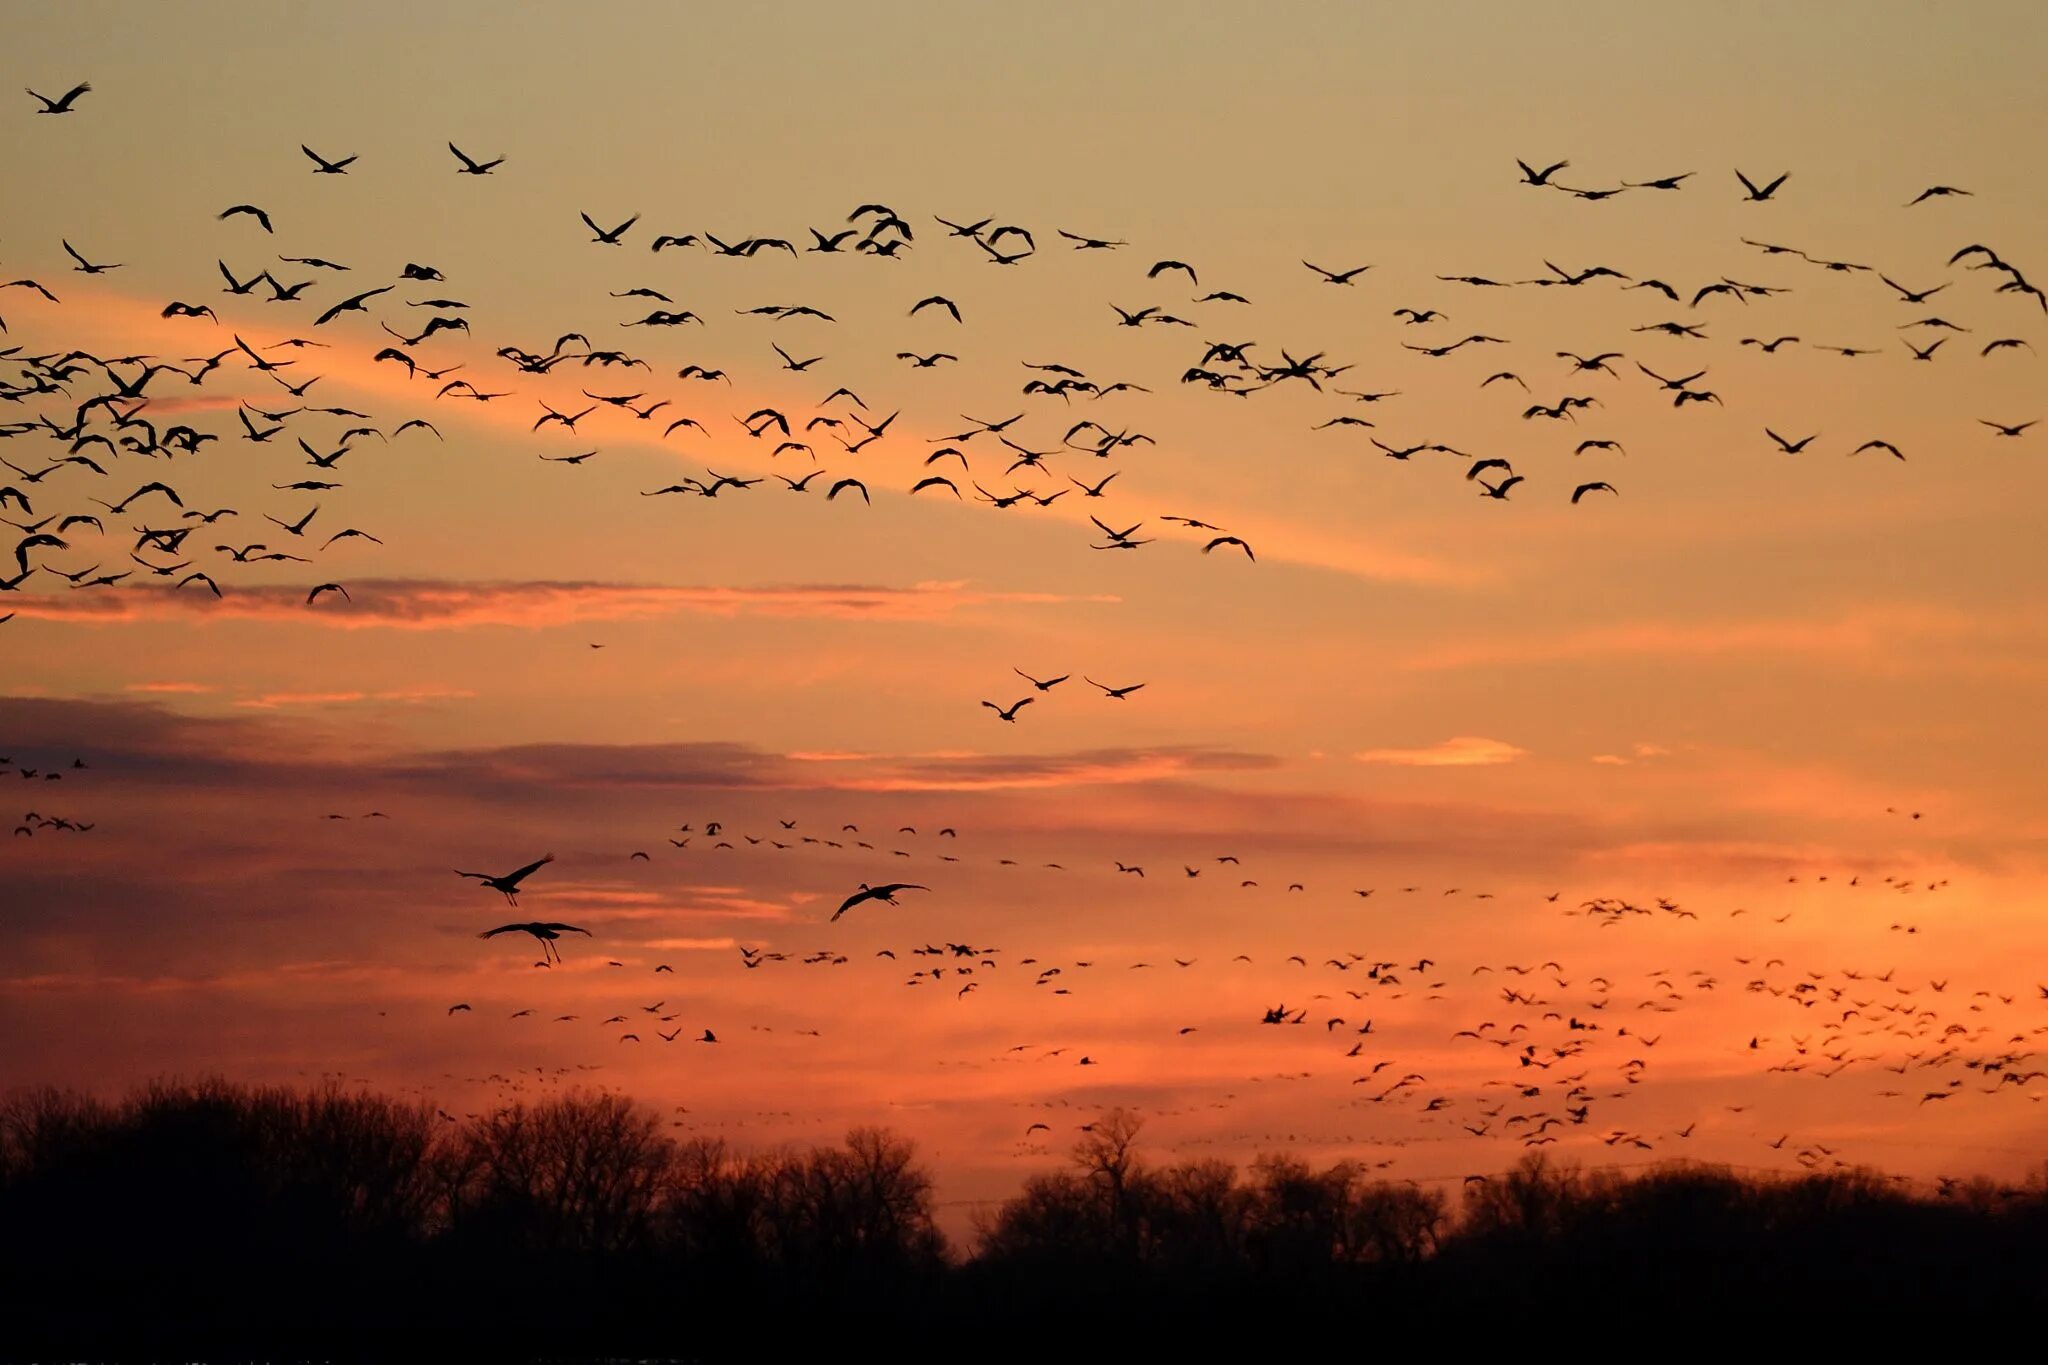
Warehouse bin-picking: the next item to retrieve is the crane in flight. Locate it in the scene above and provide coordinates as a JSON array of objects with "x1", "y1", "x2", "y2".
[
  {"x1": 455, "y1": 852, "x2": 555, "y2": 905},
  {"x1": 477, "y1": 921, "x2": 590, "y2": 964}
]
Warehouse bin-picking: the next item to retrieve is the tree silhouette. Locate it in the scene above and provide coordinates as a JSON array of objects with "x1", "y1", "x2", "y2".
[{"x1": 4, "y1": 1076, "x2": 2048, "y2": 1354}]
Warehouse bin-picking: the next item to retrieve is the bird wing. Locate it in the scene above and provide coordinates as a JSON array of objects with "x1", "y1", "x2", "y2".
[
  {"x1": 500, "y1": 852, "x2": 556, "y2": 886},
  {"x1": 830, "y1": 888, "x2": 876, "y2": 920}
]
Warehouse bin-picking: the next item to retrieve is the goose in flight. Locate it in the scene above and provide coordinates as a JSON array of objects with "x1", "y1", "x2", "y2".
[
  {"x1": 1571, "y1": 481, "x2": 1618, "y2": 504},
  {"x1": 1202, "y1": 535, "x2": 1254, "y2": 561},
  {"x1": 982, "y1": 697, "x2": 1034, "y2": 723},
  {"x1": 1087, "y1": 678, "x2": 1146, "y2": 699},
  {"x1": 478, "y1": 920, "x2": 590, "y2": 963},
  {"x1": 456, "y1": 853, "x2": 555, "y2": 906},
  {"x1": 831, "y1": 882, "x2": 929, "y2": 922},
  {"x1": 26, "y1": 82, "x2": 91, "y2": 114},
  {"x1": 1013, "y1": 668, "x2": 1068, "y2": 691}
]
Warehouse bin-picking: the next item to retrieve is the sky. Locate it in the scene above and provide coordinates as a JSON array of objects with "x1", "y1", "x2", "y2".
[{"x1": 4, "y1": 2, "x2": 2047, "y2": 1234}]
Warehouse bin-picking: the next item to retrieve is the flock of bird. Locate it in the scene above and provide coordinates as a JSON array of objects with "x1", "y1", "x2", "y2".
[
  {"x1": 5, "y1": 96, "x2": 2038, "y2": 646},
  {"x1": 416, "y1": 803, "x2": 2043, "y2": 1175},
  {"x1": 9, "y1": 82, "x2": 2043, "y2": 1183}
]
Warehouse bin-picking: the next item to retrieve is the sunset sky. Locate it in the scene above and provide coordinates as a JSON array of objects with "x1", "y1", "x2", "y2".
[{"x1": 5, "y1": 2, "x2": 2047, "y2": 1230}]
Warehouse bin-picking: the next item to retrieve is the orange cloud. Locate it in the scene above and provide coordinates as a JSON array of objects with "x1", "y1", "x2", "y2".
[
  {"x1": 122, "y1": 681, "x2": 219, "y2": 695},
  {"x1": 7, "y1": 579, "x2": 1121, "y2": 630},
  {"x1": 233, "y1": 686, "x2": 476, "y2": 709},
  {"x1": 1354, "y1": 736, "x2": 1526, "y2": 767}
]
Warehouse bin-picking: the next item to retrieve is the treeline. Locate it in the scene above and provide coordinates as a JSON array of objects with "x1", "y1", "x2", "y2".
[{"x1": 2, "y1": 1080, "x2": 2045, "y2": 1357}]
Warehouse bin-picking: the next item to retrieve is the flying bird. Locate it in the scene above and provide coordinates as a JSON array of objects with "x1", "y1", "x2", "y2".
[
  {"x1": 26, "y1": 82, "x2": 91, "y2": 114},
  {"x1": 449, "y1": 143, "x2": 505, "y2": 175},
  {"x1": 830, "y1": 882, "x2": 930, "y2": 922},
  {"x1": 457, "y1": 853, "x2": 556, "y2": 906},
  {"x1": 478, "y1": 920, "x2": 590, "y2": 963}
]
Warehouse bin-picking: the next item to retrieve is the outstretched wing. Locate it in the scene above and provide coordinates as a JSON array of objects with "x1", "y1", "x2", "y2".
[{"x1": 500, "y1": 852, "x2": 556, "y2": 888}]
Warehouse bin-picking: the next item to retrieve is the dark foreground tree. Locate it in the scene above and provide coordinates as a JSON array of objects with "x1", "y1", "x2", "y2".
[{"x1": 4, "y1": 1079, "x2": 2048, "y2": 1357}]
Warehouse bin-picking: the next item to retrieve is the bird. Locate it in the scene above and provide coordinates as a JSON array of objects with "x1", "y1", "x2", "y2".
[
  {"x1": 982, "y1": 698, "x2": 1034, "y2": 723},
  {"x1": 456, "y1": 853, "x2": 556, "y2": 906},
  {"x1": 478, "y1": 920, "x2": 590, "y2": 963},
  {"x1": 1571, "y1": 481, "x2": 1618, "y2": 504},
  {"x1": 301, "y1": 145, "x2": 357, "y2": 175},
  {"x1": 1202, "y1": 536, "x2": 1254, "y2": 561},
  {"x1": 1086, "y1": 678, "x2": 1146, "y2": 699},
  {"x1": 448, "y1": 143, "x2": 505, "y2": 175},
  {"x1": 314, "y1": 286, "x2": 393, "y2": 326},
  {"x1": 1735, "y1": 169, "x2": 1789, "y2": 201},
  {"x1": 1515, "y1": 158, "x2": 1569, "y2": 186},
  {"x1": 831, "y1": 883, "x2": 929, "y2": 922},
  {"x1": 580, "y1": 212, "x2": 639, "y2": 245},
  {"x1": 1905, "y1": 185, "x2": 1971, "y2": 206},
  {"x1": 61, "y1": 241, "x2": 120, "y2": 274},
  {"x1": 218, "y1": 204, "x2": 274, "y2": 233},
  {"x1": 26, "y1": 82, "x2": 91, "y2": 114}
]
